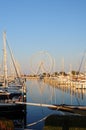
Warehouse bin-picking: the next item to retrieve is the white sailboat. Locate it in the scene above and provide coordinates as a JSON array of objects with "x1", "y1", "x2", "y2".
[{"x1": 0, "y1": 31, "x2": 26, "y2": 101}]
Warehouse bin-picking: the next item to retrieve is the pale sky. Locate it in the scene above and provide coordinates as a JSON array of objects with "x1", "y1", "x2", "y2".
[{"x1": 0, "y1": 0, "x2": 86, "y2": 74}]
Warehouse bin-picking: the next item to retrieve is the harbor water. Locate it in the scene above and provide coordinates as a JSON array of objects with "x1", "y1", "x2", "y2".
[
  {"x1": 1, "y1": 79, "x2": 86, "y2": 129},
  {"x1": 25, "y1": 79, "x2": 86, "y2": 130}
]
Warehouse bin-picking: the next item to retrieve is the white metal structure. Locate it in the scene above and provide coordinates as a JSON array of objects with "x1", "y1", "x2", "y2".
[{"x1": 30, "y1": 51, "x2": 54, "y2": 75}]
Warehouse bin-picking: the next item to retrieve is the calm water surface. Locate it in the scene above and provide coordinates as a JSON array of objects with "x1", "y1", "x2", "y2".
[{"x1": 25, "y1": 79, "x2": 86, "y2": 130}]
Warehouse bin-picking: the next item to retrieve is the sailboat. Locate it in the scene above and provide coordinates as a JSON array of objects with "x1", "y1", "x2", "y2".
[
  {"x1": 0, "y1": 31, "x2": 26, "y2": 130},
  {"x1": 0, "y1": 31, "x2": 26, "y2": 101}
]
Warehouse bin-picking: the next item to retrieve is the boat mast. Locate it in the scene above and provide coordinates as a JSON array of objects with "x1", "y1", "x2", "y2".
[{"x1": 3, "y1": 31, "x2": 8, "y2": 87}]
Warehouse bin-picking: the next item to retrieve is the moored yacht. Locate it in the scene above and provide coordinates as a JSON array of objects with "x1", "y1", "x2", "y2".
[{"x1": 0, "y1": 31, "x2": 26, "y2": 102}]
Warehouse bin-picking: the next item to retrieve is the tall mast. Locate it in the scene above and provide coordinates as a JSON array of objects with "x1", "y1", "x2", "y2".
[{"x1": 3, "y1": 31, "x2": 8, "y2": 87}]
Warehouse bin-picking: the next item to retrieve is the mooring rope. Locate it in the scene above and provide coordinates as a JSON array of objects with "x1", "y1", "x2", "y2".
[
  {"x1": 16, "y1": 101, "x2": 65, "y2": 127},
  {"x1": 27, "y1": 110, "x2": 65, "y2": 127},
  {"x1": 27, "y1": 115, "x2": 47, "y2": 127}
]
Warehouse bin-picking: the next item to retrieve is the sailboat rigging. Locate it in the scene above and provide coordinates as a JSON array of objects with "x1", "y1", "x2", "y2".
[
  {"x1": 0, "y1": 31, "x2": 26, "y2": 101},
  {"x1": 3, "y1": 31, "x2": 8, "y2": 87}
]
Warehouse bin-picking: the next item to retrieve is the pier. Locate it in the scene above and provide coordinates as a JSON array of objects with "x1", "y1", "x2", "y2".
[{"x1": 44, "y1": 114, "x2": 86, "y2": 130}]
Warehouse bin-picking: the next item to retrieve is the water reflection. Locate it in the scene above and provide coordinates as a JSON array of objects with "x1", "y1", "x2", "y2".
[
  {"x1": 27, "y1": 80, "x2": 86, "y2": 105},
  {"x1": 26, "y1": 80, "x2": 86, "y2": 129}
]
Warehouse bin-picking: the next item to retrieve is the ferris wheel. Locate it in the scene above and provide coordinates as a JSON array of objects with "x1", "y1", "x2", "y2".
[{"x1": 30, "y1": 51, "x2": 55, "y2": 75}]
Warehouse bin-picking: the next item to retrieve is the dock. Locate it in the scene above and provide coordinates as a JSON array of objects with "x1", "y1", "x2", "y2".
[{"x1": 44, "y1": 114, "x2": 86, "y2": 130}]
